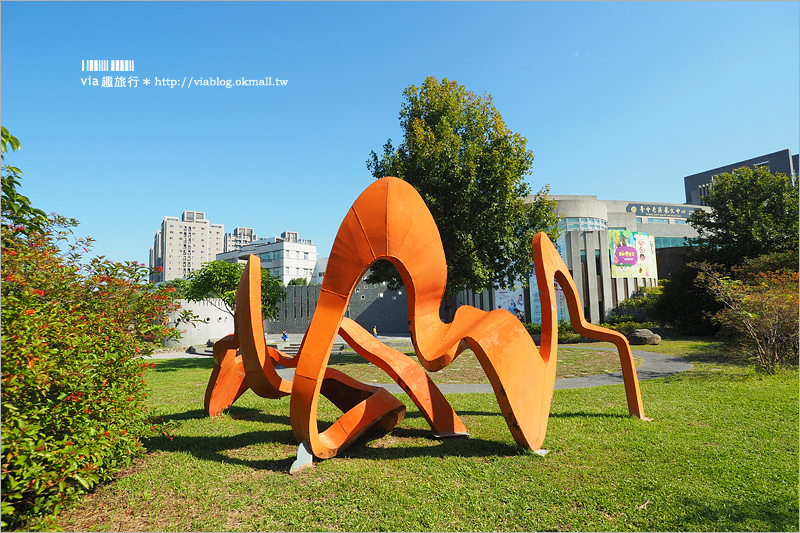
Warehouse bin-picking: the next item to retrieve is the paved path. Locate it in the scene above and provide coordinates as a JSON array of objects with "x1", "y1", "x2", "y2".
[{"x1": 147, "y1": 335, "x2": 692, "y2": 393}]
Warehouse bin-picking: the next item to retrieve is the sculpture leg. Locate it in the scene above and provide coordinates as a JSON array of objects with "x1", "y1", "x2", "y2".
[
  {"x1": 319, "y1": 367, "x2": 406, "y2": 433},
  {"x1": 338, "y1": 317, "x2": 468, "y2": 436},
  {"x1": 205, "y1": 334, "x2": 250, "y2": 416},
  {"x1": 532, "y1": 233, "x2": 645, "y2": 420},
  {"x1": 437, "y1": 307, "x2": 556, "y2": 450},
  {"x1": 555, "y1": 270, "x2": 646, "y2": 419}
]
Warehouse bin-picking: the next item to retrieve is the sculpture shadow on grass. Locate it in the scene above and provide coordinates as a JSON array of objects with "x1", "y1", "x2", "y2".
[
  {"x1": 547, "y1": 411, "x2": 633, "y2": 420},
  {"x1": 152, "y1": 407, "x2": 292, "y2": 426},
  {"x1": 149, "y1": 358, "x2": 216, "y2": 372},
  {"x1": 143, "y1": 425, "x2": 525, "y2": 474}
]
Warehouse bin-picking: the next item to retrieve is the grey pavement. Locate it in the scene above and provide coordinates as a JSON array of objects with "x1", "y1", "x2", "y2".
[{"x1": 146, "y1": 335, "x2": 692, "y2": 393}]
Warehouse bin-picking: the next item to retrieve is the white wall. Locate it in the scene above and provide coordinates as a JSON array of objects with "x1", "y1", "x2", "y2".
[{"x1": 163, "y1": 298, "x2": 235, "y2": 347}]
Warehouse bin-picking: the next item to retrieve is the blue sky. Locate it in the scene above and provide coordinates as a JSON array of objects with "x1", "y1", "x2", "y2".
[{"x1": 3, "y1": 1, "x2": 798, "y2": 266}]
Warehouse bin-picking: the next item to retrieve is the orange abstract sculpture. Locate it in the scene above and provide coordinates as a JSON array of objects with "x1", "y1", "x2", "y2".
[{"x1": 204, "y1": 177, "x2": 645, "y2": 465}]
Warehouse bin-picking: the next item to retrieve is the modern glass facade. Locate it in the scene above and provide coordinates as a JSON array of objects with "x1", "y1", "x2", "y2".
[{"x1": 558, "y1": 217, "x2": 609, "y2": 232}]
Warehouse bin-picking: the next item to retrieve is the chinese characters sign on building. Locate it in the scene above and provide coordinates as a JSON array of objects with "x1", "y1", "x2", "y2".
[
  {"x1": 626, "y1": 203, "x2": 701, "y2": 218},
  {"x1": 610, "y1": 230, "x2": 657, "y2": 279}
]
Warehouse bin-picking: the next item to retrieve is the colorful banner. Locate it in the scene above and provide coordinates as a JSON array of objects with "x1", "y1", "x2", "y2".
[
  {"x1": 495, "y1": 286, "x2": 526, "y2": 321},
  {"x1": 527, "y1": 273, "x2": 569, "y2": 325},
  {"x1": 610, "y1": 230, "x2": 657, "y2": 279}
]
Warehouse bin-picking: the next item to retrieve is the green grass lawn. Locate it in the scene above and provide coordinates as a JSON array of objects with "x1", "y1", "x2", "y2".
[
  {"x1": 328, "y1": 342, "x2": 643, "y2": 384},
  {"x1": 50, "y1": 339, "x2": 798, "y2": 532}
]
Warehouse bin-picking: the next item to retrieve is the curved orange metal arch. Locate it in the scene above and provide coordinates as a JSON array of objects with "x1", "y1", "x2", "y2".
[
  {"x1": 205, "y1": 176, "x2": 645, "y2": 461},
  {"x1": 290, "y1": 177, "x2": 645, "y2": 458},
  {"x1": 204, "y1": 256, "x2": 410, "y2": 442},
  {"x1": 204, "y1": 252, "x2": 470, "y2": 454}
]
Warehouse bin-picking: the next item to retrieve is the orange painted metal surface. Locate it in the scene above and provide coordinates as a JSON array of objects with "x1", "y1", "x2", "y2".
[{"x1": 205, "y1": 176, "x2": 645, "y2": 461}]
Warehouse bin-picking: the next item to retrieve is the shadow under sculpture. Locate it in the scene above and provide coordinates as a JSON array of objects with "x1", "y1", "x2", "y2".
[{"x1": 204, "y1": 177, "x2": 646, "y2": 464}]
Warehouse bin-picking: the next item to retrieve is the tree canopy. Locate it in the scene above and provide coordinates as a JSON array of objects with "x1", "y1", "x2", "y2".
[
  {"x1": 653, "y1": 166, "x2": 798, "y2": 336},
  {"x1": 366, "y1": 76, "x2": 560, "y2": 299},
  {"x1": 183, "y1": 260, "x2": 285, "y2": 319},
  {"x1": 687, "y1": 166, "x2": 799, "y2": 267}
]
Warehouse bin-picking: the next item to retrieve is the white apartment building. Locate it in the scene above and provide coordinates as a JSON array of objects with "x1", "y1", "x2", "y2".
[
  {"x1": 149, "y1": 210, "x2": 225, "y2": 282},
  {"x1": 224, "y1": 227, "x2": 257, "y2": 252},
  {"x1": 216, "y1": 231, "x2": 317, "y2": 285},
  {"x1": 312, "y1": 256, "x2": 328, "y2": 285}
]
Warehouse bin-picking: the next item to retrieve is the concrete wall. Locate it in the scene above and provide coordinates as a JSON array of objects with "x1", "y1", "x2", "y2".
[
  {"x1": 267, "y1": 282, "x2": 410, "y2": 335},
  {"x1": 269, "y1": 283, "x2": 320, "y2": 334},
  {"x1": 345, "y1": 282, "x2": 409, "y2": 334},
  {"x1": 550, "y1": 195, "x2": 609, "y2": 220},
  {"x1": 163, "y1": 298, "x2": 234, "y2": 347}
]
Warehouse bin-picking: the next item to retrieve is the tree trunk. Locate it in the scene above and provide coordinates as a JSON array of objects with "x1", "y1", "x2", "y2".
[{"x1": 442, "y1": 294, "x2": 455, "y2": 323}]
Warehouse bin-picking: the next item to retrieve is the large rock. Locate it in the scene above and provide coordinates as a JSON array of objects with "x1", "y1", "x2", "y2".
[{"x1": 627, "y1": 328, "x2": 662, "y2": 345}]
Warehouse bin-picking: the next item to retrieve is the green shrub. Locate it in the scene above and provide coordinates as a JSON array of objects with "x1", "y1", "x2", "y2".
[
  {"x1": 522, "y1": 322, "x2": 541, "y2": 335},
  {"x1": 522, "y1": 320, "x2": 582, "y2": 343},
  {"x1": 600, "y1": 320, "x2": 658, "y2": 334},
  {"x1": 615, "y1": 285, "x2": 662, "y2": 310},
  {"x1": 558, "y1": 332, "x2": 583, "y2": 344},
  {"x1": 695, "y1": 262, "x2": 799, "y2": 373},
  {"x1": 1, "y1": 220, "x2": 182, "y2": 529},
  {"x1": 650, "y1": 266, "x2": 721, "y2": 336}
]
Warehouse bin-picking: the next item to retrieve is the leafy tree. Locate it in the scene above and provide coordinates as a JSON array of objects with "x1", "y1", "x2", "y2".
[
  {"x1": 687, "y1": 166, "x2": 799, "y2": 267},
  {"x1": 367, "y1": 77, "x2": 560, "y2": 317},
  {"x1": 161, "y1": 276, "x2": 191, "y2": 299},
  {"x1": 287, "y1": 277, "x2": 309, "y2": 286},
  {"x1": 183, "y1": 260, "x2": 285, "y2": 319},
  {"x1": 2, "y1": 127, "x2": 48, "y2": 241},
  {"x1": 652, "y1": 166, "x2": 798, "y2": 336}
]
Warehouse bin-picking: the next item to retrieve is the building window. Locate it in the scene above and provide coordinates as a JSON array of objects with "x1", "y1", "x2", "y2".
[
  {"x1": 655, "y1": 236, "x2": 689, "y2": 248},
  {"x1": 647, "y1": 218, "x2": 670, "y2": 224},
  {"x1": 558, "y1": 216, "x2": 607, "y2": 232},
  {"x1": 674, "y1": 219, "x2": 689, "y2": 225},
  {"x1": 636, "y1": 218, "x2": 642, "y2": 223}
]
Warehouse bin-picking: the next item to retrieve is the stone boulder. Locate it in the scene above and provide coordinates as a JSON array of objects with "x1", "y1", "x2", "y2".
[
  {"x1": 187, "y1": 345, "x2": 213, "y2": 355},
  {"x1": 627, "y1": 328, "x2": 662, "y2": 345}
]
